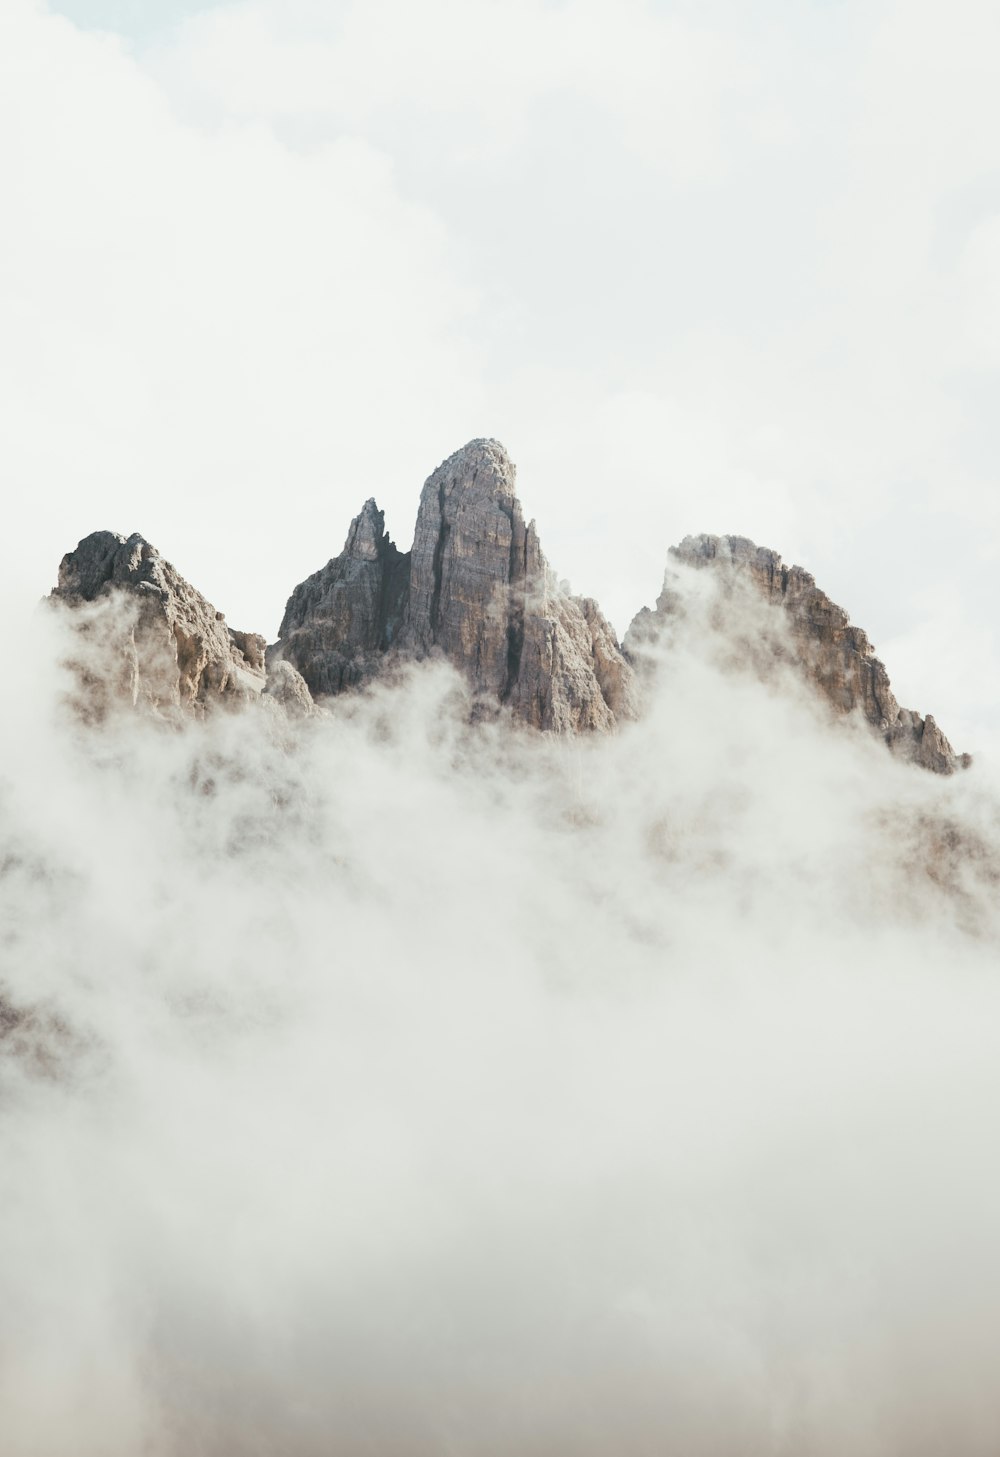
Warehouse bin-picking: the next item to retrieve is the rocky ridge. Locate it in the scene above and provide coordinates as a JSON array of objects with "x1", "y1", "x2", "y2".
[
  {"x1": 625, "y1": 533, "x2": 969, "y2": 774},
  {"x1": 51, "y1": 530, "x2": 311, "y2": 718},
  {"x1": 273, "y1": 499, "x2": 409, "y2": 699},
  {"x1": 49, "y1": 439, "x2": 967, "y2": 772},
  {"x1": 273, "y1": 439, "x2": 638, "y2": 733}
]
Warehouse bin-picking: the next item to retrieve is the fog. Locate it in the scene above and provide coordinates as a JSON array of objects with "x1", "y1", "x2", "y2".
[{"x1": 2, "y1": 578, "x2": 1000, "y2": 1455}]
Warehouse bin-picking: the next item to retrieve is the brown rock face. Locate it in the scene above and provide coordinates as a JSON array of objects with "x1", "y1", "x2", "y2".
[
  {"x1": 50, "y1": 531, "x2": 311, "y2": 717},
  {"x1": 400, "y1": 439, "x2": 529, "y2": 690},
  {"x1": 274, "y1": 439, "x2": 637, "y2": 732},
  {"x1": 627, "y1": 533, "x2": 968, "y2": 774},
  {"x1": 47, "y1": 452, "x2": 967, "y2": 766}
]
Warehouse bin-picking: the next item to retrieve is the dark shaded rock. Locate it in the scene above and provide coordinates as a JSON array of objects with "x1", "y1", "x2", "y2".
[
  {"x1": 272, "y1": 500, "x2": 409, "y2": 697},
  {"x1": 626, "y1": 533, "x2": 969, "y2": 774}
]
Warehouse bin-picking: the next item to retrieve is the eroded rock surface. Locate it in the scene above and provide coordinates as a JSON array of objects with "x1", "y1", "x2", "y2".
[
  {"x1": 627, "y1": 533, "x2": 968, "y2": 774},
  {"x1": 274, "y1": 439, "x2": 637, "y2": 732},
  {"x1": 50, "y1": 531, "x2": 310, "y2": 717},
  {"x1": 48, "y1": 452, "x2": 966, "y2": 766}
]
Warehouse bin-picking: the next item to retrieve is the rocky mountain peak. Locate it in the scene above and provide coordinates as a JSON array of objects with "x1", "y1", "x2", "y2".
[
  {"x1": 47, "y1": 442, "x2": 966, "y2": 770},
  {"x1": 274, "y1": 496, "x2": 409, "y2": 698},
  {"x1": 344, "y1": 498, "x2": 391, "y2": 561},
  {"x1": 422, "y1": 436, "x2": 517, "y2": 505},
  {"x1": 274, "y1": 438, "x2": 637, "y2": 732},
  {"x1": 400, "y1": 437, "x2": 537, "y2": 677},
  {"x1": 627, "y1": 532, "x2": 969, "y2": 774},
  {"x1": 50, "y1": 529, "x2": 310, "y2": 717}
]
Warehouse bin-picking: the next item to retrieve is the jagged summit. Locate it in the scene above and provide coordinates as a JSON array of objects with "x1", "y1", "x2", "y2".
[
  {"x1": 422, "y1": 436, "x2": 513, "y2": 489},
  {"x1": 626, "y1": 532, "x2": 969, "y2": 774},
  {"x1": 275, "y1": 497, "x2": 409, "y2": 697},
  {"x1": 347, "y1": 498, "x2": 391, "y2": 558},
  {"x1": 47, "y1": 440, "x2": 967, "y2": 770},
  {"x1": 401, "y1": 437, "x2": 524, "y2": 664},
  {"x1": 272, "y1": 438, "x2": 638, "y2": 732},
  {"x1": 52, "y1": 529, "x2": 267, "y2": 711},
  {"x1": 51, "y1": 529, "x2": 311, "y2": 716}
]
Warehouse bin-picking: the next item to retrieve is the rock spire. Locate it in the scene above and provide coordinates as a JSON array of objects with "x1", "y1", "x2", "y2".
[
  {"x1": 273, "y1": 439, "x2": 638, "y2": 732},
  {"x1": 47, "y1": 442, "x2": 967, "y2": 770},
  {"x1": 275, "y1": 499, "x2": 409, "y2": 697}
]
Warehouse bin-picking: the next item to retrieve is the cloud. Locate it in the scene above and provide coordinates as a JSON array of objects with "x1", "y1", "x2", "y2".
[
  {"x1": 2, "y1": 583, "x2": 1000, "y2": 1453},
  {"x1": 151, "y1": 0, "x2": 751, "y2": 177}
]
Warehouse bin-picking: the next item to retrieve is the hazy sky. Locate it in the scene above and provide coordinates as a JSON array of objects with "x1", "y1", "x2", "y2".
[{"x1": 4, "y1": 0, "x2": 1000, "y2": 751}]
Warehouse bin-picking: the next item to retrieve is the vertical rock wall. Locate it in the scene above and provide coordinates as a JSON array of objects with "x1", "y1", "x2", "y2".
[
  {"x1": 48, "y1": 446, "x2": 967, "y2": 770},
  {"x1": 275, "y1": 439, "x2": 637, "y2": 732}
]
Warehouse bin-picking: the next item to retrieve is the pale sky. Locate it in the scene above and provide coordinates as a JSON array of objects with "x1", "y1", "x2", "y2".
[{"x1": 4, "y1": 0, "x2": 1000, "y2": 750}]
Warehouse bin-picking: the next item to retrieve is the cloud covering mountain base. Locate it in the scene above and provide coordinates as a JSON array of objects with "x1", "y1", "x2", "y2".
[{"x1": 2, "y1": 593, "x2": 1000, "y2": 1455}]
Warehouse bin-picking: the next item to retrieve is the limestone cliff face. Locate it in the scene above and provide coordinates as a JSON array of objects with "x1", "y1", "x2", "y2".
[
  {"x1": 51, "y1": 531, "x2": 311, "y2": 717},
  {"x1": 627, "y1": 533, "x2": 968, "y2": 774},
  {"x1": 274, "y1": 439, "x2": 638, "y2": 732},
  {"x1": 399, "y1": 439, "x2": 531, "y2": 687}
]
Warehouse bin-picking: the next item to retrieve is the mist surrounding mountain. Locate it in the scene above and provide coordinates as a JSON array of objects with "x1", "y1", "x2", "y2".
[{"x1": 5, "y1": 439, "x2": 998, "y2": 1456}]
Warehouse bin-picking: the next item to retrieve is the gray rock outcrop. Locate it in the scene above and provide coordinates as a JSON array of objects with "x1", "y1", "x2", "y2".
[
  {"x1": 50, "y1": 531, "x2": 311, "y2": 717},
  {"x1": 273, "y1": 439, "x2": 638, "y2": 732},
  {"x1": 627, "y1": 533, "x2": 968, "y2": 774},
  {"x1": 273, "y1": 500, "x2": 409, "y2": 698},
  {"x1": 47, "y1": 452, "x2": 967, "y2": 769}
]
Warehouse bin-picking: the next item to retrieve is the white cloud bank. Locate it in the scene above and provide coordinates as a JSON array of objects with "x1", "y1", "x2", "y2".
[{"x1": 2, "y1": 589, "x2": 1000, "y2": 1454}]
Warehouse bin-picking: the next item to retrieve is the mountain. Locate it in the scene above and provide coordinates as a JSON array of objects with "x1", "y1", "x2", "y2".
[
  {"x1": 273, "y1": 439, "x2": 637, "y2": 732},
  {"x1": 625, "y1": 533, "x2": 969, "y2": 775},
  {"x1": 50, "y1": 529, "x2": 312, "y2": 718},
  {"x1": 49, "y1": 439, "x2": 967, "y2": 771}
]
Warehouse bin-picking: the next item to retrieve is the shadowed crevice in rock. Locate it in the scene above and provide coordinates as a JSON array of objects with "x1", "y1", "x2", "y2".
[
  {"x1": 276, "y1": 439, "x2": 637, "y2": 733},
  {"x1": 626, "y1": 533, "x2": 969, "y2": 774},
  {"x1": 377, "y1": 550, "x2": 410, "y2": 652},
  {"x1": 428, "y1": 479, "x2": 449, "y2": 637},
  {"x1": 500, "y1": 495, "x2": 527, "y2": 703}
]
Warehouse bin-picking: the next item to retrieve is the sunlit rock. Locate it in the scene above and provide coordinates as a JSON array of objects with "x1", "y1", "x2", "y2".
[
  {"x1": 627, "y1": 532, "x2": 969, "y2": 774},
  {"x1": 50, "y1": 530, "x2": 311, "y2": 718}
]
